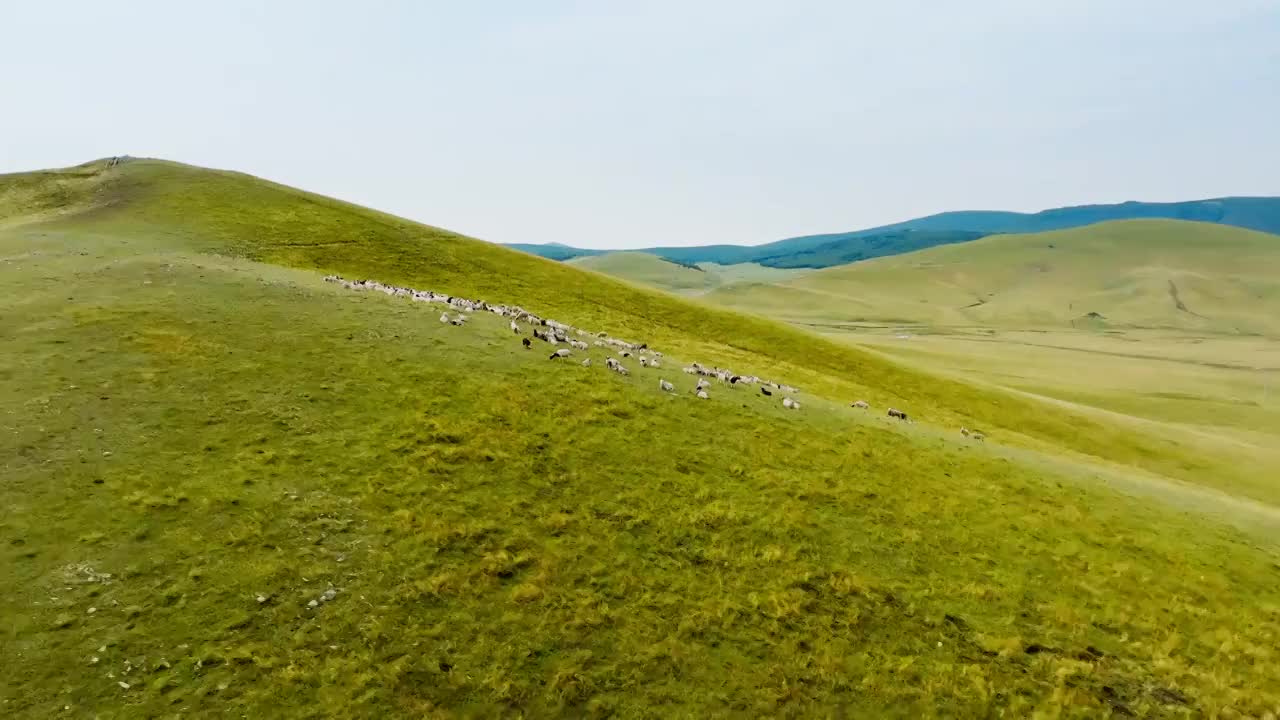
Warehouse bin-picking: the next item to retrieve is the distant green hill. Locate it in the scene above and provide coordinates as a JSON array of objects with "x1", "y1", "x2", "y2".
[
  {"x1": 705, "y1": 219, "x2": 1280, "y2": 334},
  {"x1": 505, "y1": 196, "x2": 1280, "y2": 269},
  {"x1": 568, "y1": 252, "x2": 711, "y2": 293}
]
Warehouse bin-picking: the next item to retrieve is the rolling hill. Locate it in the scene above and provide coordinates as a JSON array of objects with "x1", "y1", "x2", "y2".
[
  {"x1": 3, "y1": 159, "x2": 1279, "y2": 717},
  {"x1": 704, "y1": 220, "x2": 1280, "y2": 334},
  {"x1": 567, "y1": 252, "x2": 712, "y2": 293},
  {"x1": 567, "y1": 252, "x2": 809, "y2": 296},
  {"x1": 505, "y1": 196, "x2": 1280, "y2": 269}
]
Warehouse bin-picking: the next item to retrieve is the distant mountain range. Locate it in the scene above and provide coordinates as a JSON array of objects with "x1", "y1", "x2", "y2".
[{"x1": 505, "y1": 197, "x2": 1280, "y2": 269}]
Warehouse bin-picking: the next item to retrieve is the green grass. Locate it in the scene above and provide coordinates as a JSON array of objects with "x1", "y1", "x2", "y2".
[
  {"x1": 568, "y1": 252, "x2": 714, "y2": 293},
  {"x1": 704, "y1": 220, "x2": 1280, "y2": 335},
  {"x1": 568, "y1": 253, "x2": 810, "y2": 297},
  {"x1": 3, "y1": 159, "x2": 1280, "y2": 717}
]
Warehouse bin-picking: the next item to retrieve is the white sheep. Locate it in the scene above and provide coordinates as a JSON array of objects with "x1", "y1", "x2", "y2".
[
  {"x1": 783, "y1": 397, "x2": 800, "y2": 410},
  {"x1": 696, "y1": 390, "x2": 709, "y2": 399},
  {"x1": 659, "y1": 379, "x2": 674, "y2": 392},
  {"x1": 582, "y1": 358, "x2": 592, "y2": 367}
]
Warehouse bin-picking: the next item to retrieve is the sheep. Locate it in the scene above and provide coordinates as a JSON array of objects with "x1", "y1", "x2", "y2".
[
  {"x1": 510, "y1": 320, "x2": 520, "y2": 334},
  {"x1": 522, "y1": 337, "x2": 532, "y2": 349},
  {"x1": 782, "y1": 397, "x2": 800, "y2": 410},
  {"x1": 659, "y1": 379, "x2": 674, "y2": 392},
  {"x1": 582, "y1": 358, "x2": 592, "y2": 367},
  {"x1": 760, "y1": 387, "x2": 772, "y2": 396},
  {"x1": 696, "y1": 390, "x2": 709, "y2": 399},
  {"x1": 439, "y1": 313, "x2": 450, "y2": 323},
  {"x1": 852, "y1": 400, "x2": 869, "y2": 409},
  {"x1": 640, "y1": 357, "x2": 649, "y2": 368},
  {"x1": 960, "y1": 427, "x2": 970, "y2": 437},
  {"x1": 696, "y1": 378, "x2": 710, "y2": 392},
  {"x1": 449, "y1": 315, "x2": 466, "y2": 326},
  {"x1": 683, "y1": 366, "x2": 698, "y2": 375},
  {"x1": 613, "y1": 363, "x2": 630, "y2": 376},
  {"x1": 549, "y1": 349, "x2": 572, "y2": 360},
  {"x1": 970, "y1": 431, "x2": 986, "y2": 441},
  {"x1": 649, "y1": 358, "x2": 660, "y2": 368},
  {"x1": 887, "y1": 408, "x2": 908, "y2": 421}
]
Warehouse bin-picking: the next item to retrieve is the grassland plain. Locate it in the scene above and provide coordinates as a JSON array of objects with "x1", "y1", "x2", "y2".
[{"x1": 2, "y1": 159, "x2": 1279, "y2": 718}]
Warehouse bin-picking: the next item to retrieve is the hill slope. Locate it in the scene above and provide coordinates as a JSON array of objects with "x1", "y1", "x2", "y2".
[
  {"x1": 3, "y1": 159, "x2": 1279, "y2": 717},
  {"x1": 706, "y1": 219, "x2": 1280, "y2": 334},
  {"x1": 567, "y1": 252, "x2": 711, "y2": 293},
  {"x1": 505, "y1": 196, "x2": 1280, "y2": 269}
]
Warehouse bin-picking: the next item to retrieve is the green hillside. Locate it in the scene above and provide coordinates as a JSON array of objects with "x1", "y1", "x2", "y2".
[
  {"x1": 568, "y1": 253, "x2": 809, "y2": 296},
  {"x1": 3, "y1": 159, "x2": 1279, "y2": 717},
  {"x1": 706, "y1": 220, "x2": 1280, "y2": 334},
  {"x1": 568, "y1": 252, "x2": 712, "y2": 293}
]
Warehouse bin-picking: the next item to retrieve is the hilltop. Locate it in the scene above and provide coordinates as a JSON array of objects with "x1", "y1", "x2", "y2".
[
  {"x1": 505, "y1": 196, "x2": 1280, "y2": 269},
  {"x1": 2, "y1": 159, "x2": 1279, "y2": 717}
]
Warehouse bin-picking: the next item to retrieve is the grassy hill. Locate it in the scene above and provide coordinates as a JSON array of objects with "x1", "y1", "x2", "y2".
[
  {"x1": 3, "y1": 159, "x2": 1280, "y2": 717},
  {"x1": 568, "y1": 252, "x2": 712, "y2": 293},
  {"x1": 706, "y1": 220, "x2": 1280, "y2": 334},
  {"x1": 505, "y1": 196, "x2": 1280, "y2": 269},
  {"x1": 568, "y1": 253, "x2": 809, "y2": 296}
]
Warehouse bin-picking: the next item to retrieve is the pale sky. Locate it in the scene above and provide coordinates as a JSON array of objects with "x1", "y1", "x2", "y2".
[{"x1": 3, "y1": 1, "x2": 1277, "y2": 248}]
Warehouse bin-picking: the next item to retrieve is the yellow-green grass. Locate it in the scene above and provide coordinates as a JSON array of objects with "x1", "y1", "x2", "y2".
[
  {"x1": 568, "y1": 252, "x2": 713, "y2": 293},
  {"x1": 705, "y1": 220, "x2": 1280, "y2": 335},
  {"x1": 4, "y1": 158, "x2": 1232, "y2": 495},
  {"x1": 567, "y1": 253, "x2": 809, "y2": 297},
  {"x1": 3, "y1": 159, "x2": 1280, "y2": 717}
]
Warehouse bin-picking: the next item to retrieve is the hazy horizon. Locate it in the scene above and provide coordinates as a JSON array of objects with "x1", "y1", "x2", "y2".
[{"x1": 4, "y1": 1, "x2": 1278, "y2": 249}]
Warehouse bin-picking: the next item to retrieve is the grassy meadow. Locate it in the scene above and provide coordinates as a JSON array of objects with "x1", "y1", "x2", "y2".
[
  {"x1": 3, "y1": 159, "x2": 1280, "y2": 718},
  {"x1": 568, "y1": 252, "x2": 808, "y2": 296}
]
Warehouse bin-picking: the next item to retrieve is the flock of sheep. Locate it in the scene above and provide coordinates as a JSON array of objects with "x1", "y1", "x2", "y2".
[{"x1": 322, "y1": 275, "x2": 987, "y2": 440}]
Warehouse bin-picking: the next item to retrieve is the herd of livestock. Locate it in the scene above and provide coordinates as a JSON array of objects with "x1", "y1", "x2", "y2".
[{"x1": 322, "y1": 275, "x2": 985, "y2": 440}]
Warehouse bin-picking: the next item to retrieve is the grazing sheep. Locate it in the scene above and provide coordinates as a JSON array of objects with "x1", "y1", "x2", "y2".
[
  {"x1": 522, "y1": 337, "x2": 532, "y2": 349},
  {"x1": 852, "y1": 400, "x2": 869, "y2": 409},
  {"x1": 971, "y1": 432, "x2": 986, "y2": 442},
  {"x1": 887, "y1": 408, "x2": 909, "y2": 421},
  {"x1": 582, "y1": 358, "x2": 592, "y2": 367},
  {"x1": 761, "y1": 387, "x2": 772, "y2": 396},
  {"x1": 696, "y1": 390, "x2": 709, "y2": 399},
  {"x1": 960, "y1": 427, "x2": 970, "y2": 437},
  {"x1": 449, "y1": 315, "x2": 466, "y2": 326},
  {"x1": 549, "y1": 349, "x2": 572, "y2": 360},
  {"x1": 640, "y1": 357, "x2": 649, "y2": 367},
  {"x1": 649, "y1": 358, "x2": 660, "y2": 368},
  {"x1": 782, "y1": 397, "x2": 800, "y2": 410},
  {"x1": 683, "y1": 366, "x2": 697, "y2": 375},
  {"x1": 696, "y1": 378, "x2": 710, "y2": 391},
  {"x1": 510, "y1": 320, "x2": 520, "y2": 333},
  {"x1": 659, "y1": 379, "x2": 674, "y2": 392},
  {"x1": 439, "y1": 313, "x2": 450, "y2": 323},
  {"x1": 613, "y1": 363, "x2": 630, "y2": 376}
]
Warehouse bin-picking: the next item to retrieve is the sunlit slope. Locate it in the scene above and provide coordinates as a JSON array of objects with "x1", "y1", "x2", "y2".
[
  {"x1": 568, "y1": 252, "x2": 712, "y2": 293},
  {"x1": 706, "y1": 220, "x2": 1280, "y2": 333},
  {"x1": 0, "y1": 159, "x2": 1259, "y2": 496},
  {"x1": 4, "y1": 176, "x2": 1280, "y2": 716},
  {"x1": 568, "y1": 253, "x2": 810, "y2": 296}
]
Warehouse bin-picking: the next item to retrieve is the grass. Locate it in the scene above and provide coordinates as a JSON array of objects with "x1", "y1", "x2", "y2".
[
  {"x1": 703, "y1": 220, "x2": 1280, "y2": 335},
  {"x1": 568, "y1": 253, "x2": 809, "y2": 296},
  {"x1": 3, "y1": 159, "x2": 1280, "y2": 717}
]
